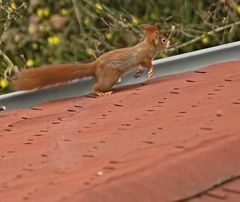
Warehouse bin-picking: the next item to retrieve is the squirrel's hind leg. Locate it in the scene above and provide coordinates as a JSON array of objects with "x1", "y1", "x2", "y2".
[{"x1": 93, "y1": 69, "x2": 121, "y2": 96}]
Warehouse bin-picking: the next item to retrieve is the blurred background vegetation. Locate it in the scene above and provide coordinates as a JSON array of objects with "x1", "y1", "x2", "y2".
[{"x1": 0, "y1": 0, "x2": 240, "y2": 94}]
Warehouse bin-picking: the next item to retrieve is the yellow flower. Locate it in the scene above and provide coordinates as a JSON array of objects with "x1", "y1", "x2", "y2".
[
  {"x1": 6, "y1": 2, "x2": 16, "y2": 13},
  {"x1": 37, "y1": 8, "x2": 50, "y2": 18},
  {"x1": 86, "y1": 48, "x2": 94, "y2": 56},
  {"x1": 60, "y1": 8, "x2": 69, "y2": 16},
  {"x1": 0, "y1": 78, "x2": 8, "y2": 89},
  {"x1": 26, "y1": 59, "x2": 34, "y2": 67},
  {"x1": 11, "y1": 2, "x2": 16, "y2": 10},
  {"x1": 32, "y1": 43, "x2": 38, "y2": 49},
  {"x1": 237, "y1": 4, "x2": 240, "y2": 15},
  {"x1": 43, "y1": 8, "x2": 50, "y2": 17},
  {"x1": 37, "y1": 9, "x2": 43, "y2": 17},
  {"x1": 202, "y1": 35, "x2": 209, "y2": 45},
  {"x1": 83, "y1": 17, "x2": 91, "y2": 26},
  {"x1": 95, "y1": 3, "x2": 103, "y2": 13},
  {"x1": 132, "y1": 16, "x2": 140, "y2": 25},
  {"x1": 48, "y1": 36, "x2": 61, "y2": 45},
  {"x1": 105, "y1": 32, "x2": 113, "y2": 40}
]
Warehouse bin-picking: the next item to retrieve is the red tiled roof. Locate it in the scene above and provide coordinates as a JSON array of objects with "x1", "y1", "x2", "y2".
[{"x1": 0, "y1": 61, "x2": 240, "y2": 202}]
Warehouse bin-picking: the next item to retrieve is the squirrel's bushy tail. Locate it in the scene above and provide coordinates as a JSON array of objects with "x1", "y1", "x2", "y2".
[{"x1": 13, "y1": 63, "x2": 96, "y2": 91}]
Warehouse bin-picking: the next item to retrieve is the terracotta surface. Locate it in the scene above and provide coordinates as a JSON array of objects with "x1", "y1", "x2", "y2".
[{"x1": 1, "y1": 61, "x2": 240, "y2": 202}]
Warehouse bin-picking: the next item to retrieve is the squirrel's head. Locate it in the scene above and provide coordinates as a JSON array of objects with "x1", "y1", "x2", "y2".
[{"x1": 140, "y1": 24, "x2": 170, "y2": 50}]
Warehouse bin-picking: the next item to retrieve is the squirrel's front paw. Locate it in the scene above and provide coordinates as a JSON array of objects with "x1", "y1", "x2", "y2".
[
  {"x1": 148, "y1": 68, "x2": 154, "y2": 78},
  {"x1": 133, "y1": 69, "x2": 144, "y2": 78}
]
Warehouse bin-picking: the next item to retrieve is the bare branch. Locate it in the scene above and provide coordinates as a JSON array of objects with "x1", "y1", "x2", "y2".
[
  {"x1": 72, "y1": 0, "x2": 84, "y2": 34},
  {"x1": 167, "y1": 21, "x2": 240, "y2": 52}
]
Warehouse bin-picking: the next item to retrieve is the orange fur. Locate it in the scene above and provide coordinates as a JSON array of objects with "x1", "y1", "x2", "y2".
[{"x1": 13, "y1": 24, "x2": 170, "y2": 96}]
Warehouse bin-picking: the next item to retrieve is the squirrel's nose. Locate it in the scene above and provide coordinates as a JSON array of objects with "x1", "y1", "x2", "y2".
[{"x1": 166, "y1": 40, "x2": 170, "y2": 48}]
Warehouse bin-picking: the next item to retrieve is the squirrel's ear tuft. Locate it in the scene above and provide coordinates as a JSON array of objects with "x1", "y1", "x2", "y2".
[{"x1": 140, "y1": 24, "x2": 159, "y2": 32}]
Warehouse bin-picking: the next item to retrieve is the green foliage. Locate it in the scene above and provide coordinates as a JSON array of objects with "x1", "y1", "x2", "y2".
[{"x1": 0, "y1": 0, "x2": 240, "y2": 93}]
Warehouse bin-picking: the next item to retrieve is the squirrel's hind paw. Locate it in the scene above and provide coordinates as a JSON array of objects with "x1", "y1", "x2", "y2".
[{"x1": 95, "y1": 91, "x2": 113, "y2": 96}]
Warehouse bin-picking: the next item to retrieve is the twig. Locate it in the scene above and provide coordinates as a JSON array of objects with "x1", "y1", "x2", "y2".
[
  {"x1": 0, "y1": 47, "x2": 18, "y2": 78},
  {"x1": 72, "y1": 0, "x2": 84, "y2": 34},
  {"x1": 0, "y1": 49, "x2": 15, "y2": 70},
  {"x1": 167, "y1": 21, "x2": 240, "y2": 52}
]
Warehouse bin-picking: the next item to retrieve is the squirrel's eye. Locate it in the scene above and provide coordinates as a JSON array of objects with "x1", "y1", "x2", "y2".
[{"x1": 161, "y1": 38, "x2": 166, "y2": 43}]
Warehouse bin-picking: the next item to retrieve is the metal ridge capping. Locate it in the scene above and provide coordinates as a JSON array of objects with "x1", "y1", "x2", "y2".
[{"x1": 1, "y1": 41, "x2": 240, "y2": 110}]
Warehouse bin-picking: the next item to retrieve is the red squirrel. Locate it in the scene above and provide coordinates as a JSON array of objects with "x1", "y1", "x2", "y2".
[{"x1": 13, "y1": 24, "x2": 170, "y2": 96}]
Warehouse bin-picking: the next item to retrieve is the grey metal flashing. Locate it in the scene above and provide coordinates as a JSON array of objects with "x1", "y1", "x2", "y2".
[{"x1": 1, "y1": 41, "x2": 240, "y2": 111}]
